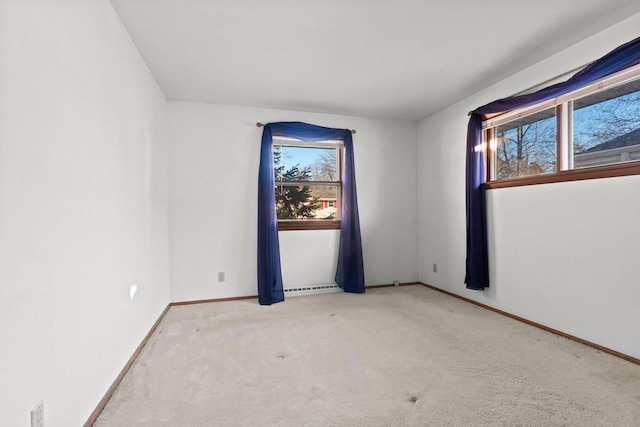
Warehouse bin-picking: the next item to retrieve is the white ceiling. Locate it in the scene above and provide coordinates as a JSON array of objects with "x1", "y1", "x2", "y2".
[{"x1": 109, "y1": 0, "x2": 640, "y2": 121}]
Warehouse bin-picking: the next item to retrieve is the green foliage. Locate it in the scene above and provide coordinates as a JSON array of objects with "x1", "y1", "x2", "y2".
[{"x1": 274, "y1": 148, "x2": 320, "y2": 219}]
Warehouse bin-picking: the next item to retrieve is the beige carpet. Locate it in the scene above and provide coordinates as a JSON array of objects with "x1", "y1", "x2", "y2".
[{"x1": 94, "y1": 285, "x2": 640, "y2": 426}]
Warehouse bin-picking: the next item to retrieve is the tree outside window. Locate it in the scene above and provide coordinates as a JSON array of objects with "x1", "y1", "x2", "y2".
[{"x1": 496, "y1": 107, "x2": 556, "y2": 179}]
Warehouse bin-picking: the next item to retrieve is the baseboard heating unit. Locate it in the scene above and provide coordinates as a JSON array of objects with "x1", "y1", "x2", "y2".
[{"x1": 284, "y1": 284, "x2": 341, "y2": 297}]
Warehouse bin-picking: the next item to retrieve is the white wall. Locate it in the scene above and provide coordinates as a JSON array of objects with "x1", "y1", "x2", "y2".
[
  {"x1": 418, "y1": 13, "x2": 640, "y2": 358},
  {"x1": 0, "y1": 1, "x2": 170, "y2": 426},
  {"x1": 168, "y1": 102, "x2": 418, "y2": 302}
]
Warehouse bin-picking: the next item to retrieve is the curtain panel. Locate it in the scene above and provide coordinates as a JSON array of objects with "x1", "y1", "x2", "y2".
[
  {"x1": 465, "y1": 36, "x2": 640, "y2": 291},
  {"x1": 257, "y1": 122, "x2": 365, "y2": 305}
]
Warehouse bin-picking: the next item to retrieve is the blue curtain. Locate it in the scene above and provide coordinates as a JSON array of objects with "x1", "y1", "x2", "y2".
[
  {"x1": 465, "y1": 36, "x2": 640, "y2": 291},
  {"x1": 257, "y1": 122, "x2": 365, "y2": 305},
  {"x1": 257, "y1": 125, "x2": 284, "y2": 305}
]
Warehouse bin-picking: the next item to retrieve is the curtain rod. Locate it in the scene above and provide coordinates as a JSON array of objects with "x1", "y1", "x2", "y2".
[{"x1": 256, "y1": 122, "x2": 356, "y2": 134}]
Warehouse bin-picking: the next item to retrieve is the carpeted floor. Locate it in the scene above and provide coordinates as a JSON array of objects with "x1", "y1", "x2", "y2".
[{"x1": 94, "y1": 285, "x2": 640, "y2": 426}]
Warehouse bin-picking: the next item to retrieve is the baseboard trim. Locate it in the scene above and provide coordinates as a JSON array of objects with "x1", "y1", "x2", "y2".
[
  {"x1": 173, "y1": 283, "x2": 421, "y2": 306},
  {"x1": 84, "y1": 303, "x2": 172, "y2": 426},
  {"x1": 420, "y1": 282, "x2": 640, "y2": 366},
  {"x1": 366, "y1": 281, "x2": 421, "y2": 289},
  {"x1": 172, "y1": 294, "x2": 259, "y2": 306}
]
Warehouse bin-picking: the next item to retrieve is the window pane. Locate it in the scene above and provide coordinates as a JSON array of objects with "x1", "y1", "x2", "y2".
[
  {"x1": 495, "y1": 107, "x2": 556, "y2": 180},
  {"x1": 573, "y1": 79, "x2": 640, "y2": 168},
  {"x1": 274, "y1": 145, "x2": 338, "y2": 182},
  {"x1": 276, "y1": 185, "x2": 339, "y2": 220}
]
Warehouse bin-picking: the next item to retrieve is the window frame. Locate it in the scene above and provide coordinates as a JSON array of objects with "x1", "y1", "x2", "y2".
[
  {"x1": 273, "y1": 137, "x2": 343, "y2": 231},
  {"x1": 484, "y1": 63, "x2": 640, "y2": 189}
]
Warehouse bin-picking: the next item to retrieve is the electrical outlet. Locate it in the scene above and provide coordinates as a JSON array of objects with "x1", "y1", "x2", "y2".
[
  {"x1": 433, "y1": 264, "x2": 438, "y2": 273},
  {"x1": 217, "y1": 272, "x2": 225, "y2": 282},
  {"x1": 31, "y1": 401, "x2": 44, "y2": 427}
]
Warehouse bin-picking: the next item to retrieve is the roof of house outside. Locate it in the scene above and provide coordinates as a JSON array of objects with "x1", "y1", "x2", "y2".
[
  {"x1": 310, "y1": 187, "x2": 336, "y2": 199},
  {"x1": 580, "y1": 127, "x2": 640, "y2": 153}
]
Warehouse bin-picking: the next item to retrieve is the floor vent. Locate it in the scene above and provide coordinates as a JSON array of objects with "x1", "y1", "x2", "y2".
[{"x1": 284, "y1": 284, "x2": 341, "y2": 297}]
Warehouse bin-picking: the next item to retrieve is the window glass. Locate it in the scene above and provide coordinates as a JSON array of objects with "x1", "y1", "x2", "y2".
[
  {"x1": 274, "y1": 145, "x2": 337, "y2": 182},
  {"x1": 573, "y1": 79, "x2": 640, "y2": 168},
  {"x1": 275, "y1": 185, "x2": 338, "y2": 220},
  {"x1": 485, "y1": 67, "x2": 640, "y2": 187},
  {"x1": 495, "y1": 107, "x2": 556, "y2": 179},
  {"x1": 273, "y1": 141, "x2": 341, "y2": 222}
]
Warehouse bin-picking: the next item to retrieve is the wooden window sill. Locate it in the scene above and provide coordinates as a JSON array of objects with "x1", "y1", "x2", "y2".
[
  {"x1": 278, "y1": 220, "x2": 341, "y2": 231},
  {"x1": 486, "y1": 161, "x2": 640, "y2": 189}
]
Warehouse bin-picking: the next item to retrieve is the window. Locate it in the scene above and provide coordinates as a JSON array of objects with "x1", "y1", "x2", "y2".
[
  {"x1": 273, "y1": 137, "x2": 342, "y2": 230},
  {"x1": 485, "y1": 64, "x2": 640, "y2": 188},
  {"x1": 573, "y1": 78, "x2": 640, "y2": 168},
  {"x1": 495, "y1": 107, "x2": 556, "y2": 180}
]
